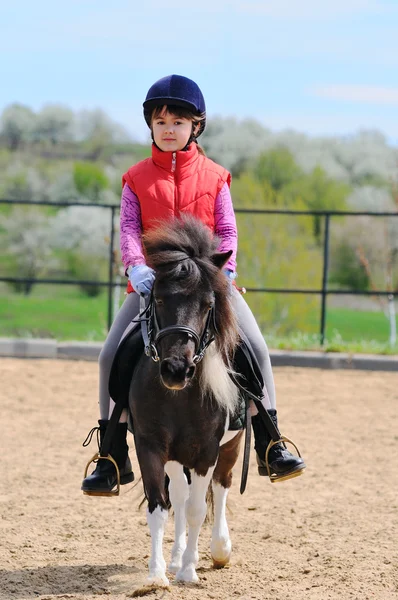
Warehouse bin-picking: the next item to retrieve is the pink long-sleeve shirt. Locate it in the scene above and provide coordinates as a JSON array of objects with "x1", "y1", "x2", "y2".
[{"x1": 120, "y1": 182, "x2": 238, "y2": 272}]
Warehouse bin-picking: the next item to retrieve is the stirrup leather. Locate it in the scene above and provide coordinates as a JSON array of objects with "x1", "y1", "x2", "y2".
[
  {"x1": 265, "y1": 436, "x2": 305, "y2": 483},
  {"x1": 82, "y1": 453, "x2": 121, "y2": 497}
]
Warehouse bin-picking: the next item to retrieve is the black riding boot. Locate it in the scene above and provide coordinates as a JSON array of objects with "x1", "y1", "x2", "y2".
[
  {"x1": 251, "y1": 409, "x2": 305, "y2": 482},
  {"x1": 81, "y1": 420, "x2": 134, "y2": 495}
]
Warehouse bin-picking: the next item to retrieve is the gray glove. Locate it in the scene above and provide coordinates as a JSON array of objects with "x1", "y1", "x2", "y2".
[{"x1": 128, "y1": 264, "x2": 155, "y2": 295}]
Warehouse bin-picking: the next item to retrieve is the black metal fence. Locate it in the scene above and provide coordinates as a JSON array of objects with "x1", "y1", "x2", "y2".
[{"x1": 1, "y1": 199, "x2": 397, "y2": 344}]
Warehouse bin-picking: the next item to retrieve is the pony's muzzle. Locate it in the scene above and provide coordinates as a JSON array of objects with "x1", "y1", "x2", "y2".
[{"x1": 160, "y1": 357, "x2": 196, "y2": 389}]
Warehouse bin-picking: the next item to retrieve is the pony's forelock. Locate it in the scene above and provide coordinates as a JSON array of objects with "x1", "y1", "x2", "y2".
[{"x1": 143, "y1": 216, "x2": 238, "y2": 358}]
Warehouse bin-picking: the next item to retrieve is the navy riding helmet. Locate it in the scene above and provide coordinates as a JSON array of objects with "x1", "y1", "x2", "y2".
[{"x1": 143, "y1": 74, "x2": 206, "y2": 136}]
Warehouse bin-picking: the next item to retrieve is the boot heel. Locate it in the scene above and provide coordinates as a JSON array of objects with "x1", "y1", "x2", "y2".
[
  {"x1": 257, "y1": 464, "x2": 268, "y2": 477},
  {"x1": 120, "y1": 471, "x2": 135, "y2": 485}
]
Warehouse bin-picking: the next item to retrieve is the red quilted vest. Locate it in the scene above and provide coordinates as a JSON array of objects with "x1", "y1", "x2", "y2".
[{"x1": 122, "y1": 143, "x2": 231, "y2": 293}]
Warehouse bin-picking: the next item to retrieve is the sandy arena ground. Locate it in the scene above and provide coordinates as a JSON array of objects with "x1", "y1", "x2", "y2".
[{"x1": 1, "y1": 358, "x2": 397, "y2": 600}]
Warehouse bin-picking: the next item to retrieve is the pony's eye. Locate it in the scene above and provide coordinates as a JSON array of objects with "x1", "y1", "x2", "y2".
[{"x1": 155, "y1": 298, "x2": 163, "y2": 306}]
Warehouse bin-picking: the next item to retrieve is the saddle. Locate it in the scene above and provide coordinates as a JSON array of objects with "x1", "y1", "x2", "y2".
[{"x1": 108, "y1": 325, "x2": 264, "y2": 431}]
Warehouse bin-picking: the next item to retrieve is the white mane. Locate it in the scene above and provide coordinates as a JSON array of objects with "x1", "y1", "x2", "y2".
[{"x1": 199, "y1": 344, "x2": 239, "y2": 414}]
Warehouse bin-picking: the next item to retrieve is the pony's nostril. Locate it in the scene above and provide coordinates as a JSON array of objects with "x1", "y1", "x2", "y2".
[
  {"x1": 160, "y1": 358, "x2": 195, "y2": 385},
  {"x1": 161, "y1": 358, "x2": 185, "y2": 378},
  {"x1": 186, "y1": 365, "x2": 195, "y2": 379}
]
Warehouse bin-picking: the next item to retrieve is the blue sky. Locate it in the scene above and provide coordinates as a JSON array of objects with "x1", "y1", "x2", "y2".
[{"x1": 1, "y1": 0, "x2": 398, "y2": 143}]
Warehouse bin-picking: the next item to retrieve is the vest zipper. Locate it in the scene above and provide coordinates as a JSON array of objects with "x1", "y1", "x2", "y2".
[{"x1": 172, "y1": 152, "x2": 178, "y2": 212}]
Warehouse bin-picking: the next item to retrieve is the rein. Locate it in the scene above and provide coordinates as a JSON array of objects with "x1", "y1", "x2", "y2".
[{"x1": 138, "y1": 293, "x2": 215, "y2": 364}]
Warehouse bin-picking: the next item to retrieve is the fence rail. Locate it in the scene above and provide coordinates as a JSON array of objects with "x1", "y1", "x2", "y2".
[{"x1": 1, "y1": 199, "x2": 397, "y2": 343}]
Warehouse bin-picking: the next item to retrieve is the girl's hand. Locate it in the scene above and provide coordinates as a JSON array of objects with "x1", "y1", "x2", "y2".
[
  {"x1": 128, "y1": 265, "x2": 155, "y2": 295},
  {"x1": 223, "y1": 269, "x2": 237, "y2": 295}
]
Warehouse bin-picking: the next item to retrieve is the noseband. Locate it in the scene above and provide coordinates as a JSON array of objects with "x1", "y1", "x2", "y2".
[{"x1": 139, "y1": 294, "x2": 216, "y2": 364}]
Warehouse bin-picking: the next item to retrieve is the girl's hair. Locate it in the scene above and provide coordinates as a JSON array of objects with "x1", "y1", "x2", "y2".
[{"x1": 151, "y1": 105, "x2": 206, "y2": 156}]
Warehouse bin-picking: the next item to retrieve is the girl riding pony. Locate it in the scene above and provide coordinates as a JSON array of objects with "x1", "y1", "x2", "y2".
[{"x1": 81, "y1": 74, "x2": 306, "y2": 495}]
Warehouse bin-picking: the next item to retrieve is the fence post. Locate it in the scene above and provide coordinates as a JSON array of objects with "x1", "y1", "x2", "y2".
[
  {"x1": 320, "y1": 214, "x2": 330, "y2": 345},
  {"x1": 107, "y1": 206, "x2": 116, "y2": 330}
]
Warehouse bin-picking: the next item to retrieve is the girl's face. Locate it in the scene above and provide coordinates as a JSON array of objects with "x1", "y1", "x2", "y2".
[{"x1": 152, "y1": 108, "x2": 198, "y2": 152}]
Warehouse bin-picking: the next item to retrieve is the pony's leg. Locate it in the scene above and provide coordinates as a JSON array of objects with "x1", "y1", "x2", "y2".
[
  {"x1": 210, "y1": 481, "x2": 231, "y2": 568},
  {"x1": 137, "y1": 444, "x2": 169, "y2": 586},
  {"x1": 147, "y1": 505, "x2": 169, "y2": 586},
  {"x1": 211, "y1": 431, "x2": 244, "y2": 568},
  {"x1": 164, "y1": 461, "x2": 189, "y2": 573},
  {"x1": 176, "y1": 467, "x2": 215, "y2": 584}
]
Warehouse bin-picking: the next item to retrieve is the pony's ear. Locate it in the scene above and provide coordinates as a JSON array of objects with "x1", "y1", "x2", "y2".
[{"x1": 211, "y1": 250, "x2": 233, "y2": 270}]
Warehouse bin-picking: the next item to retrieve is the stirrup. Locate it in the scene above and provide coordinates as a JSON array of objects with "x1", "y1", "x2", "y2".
[
  {"x1": 264, "y1": 436, "x2": 305, "y2": 483},
  {"x1": 82, "y1": 452, "x2": 121, "y2": 497}
]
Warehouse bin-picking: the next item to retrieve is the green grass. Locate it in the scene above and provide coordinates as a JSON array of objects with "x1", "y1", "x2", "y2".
[
  {"x1": 0, "y1": 285, "x2": 110, "y2": 341},
  {"x1": 267, "y1": 332, "x2": 398, "y2": 355},
  {"x1": 326, "y1": 307, "x2": 395, "y2": 343},
  {"x1": 0, "y1": 285, "x2": 397, "y2": 354}
]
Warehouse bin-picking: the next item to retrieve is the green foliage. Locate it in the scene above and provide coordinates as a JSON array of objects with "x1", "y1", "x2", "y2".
[
  {"x1": 231, "y1": 173, "x2": 279, "y2": 207},
  {"x1": 229, "y1": 151, "x2": 353, "y2": 334},
  {"x1": 283, "y1": 166, "x2": 351, "y2": 240},
  {"x1": 0, "y1": 105, "x2": 395, "y2": 342},
  {"x1": 73, "y1": 162, "x2": 109, "y2": 202},
  {"x1": 329, "y1": 241, "x2": 369, "y2": 290},
  {"x1": 252, "y1": 147, "x2": 303, "y2": 192},
  {"x1": 235, "y1": 197, "x2": 322, "y2": 335},
  {"x1": 266, "y1": 331, "x2": 398, "y2": 355},
  {"x1": 287, "y1": 166, "x2": 350, "y2": 211},
  {"x1": 65, "y1": 251, "x2": 107, "y2": 297}
]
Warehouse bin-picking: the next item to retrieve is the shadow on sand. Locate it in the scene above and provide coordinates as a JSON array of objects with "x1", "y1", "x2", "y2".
[{"x1": 0, "y1": 562, "x2": 141, "y2": 599}]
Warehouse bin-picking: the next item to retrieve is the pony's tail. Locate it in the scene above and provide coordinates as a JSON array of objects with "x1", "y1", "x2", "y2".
[
  {"x1": 164, "y1": 474, "x2": 172, "y2": 510},
  {"x1": 205, "y1": 482, "x2": 214, "y2": 524}
]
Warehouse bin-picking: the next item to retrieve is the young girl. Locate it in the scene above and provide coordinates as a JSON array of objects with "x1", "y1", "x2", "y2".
[{"x1": 81, "y1": 74, "x2": 305, "y2": 495}]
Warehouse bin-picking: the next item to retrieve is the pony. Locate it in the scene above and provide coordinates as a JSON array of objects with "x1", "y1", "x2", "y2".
[{"x1": 129, "y1": 215, "x2": 244, "y2": 586}]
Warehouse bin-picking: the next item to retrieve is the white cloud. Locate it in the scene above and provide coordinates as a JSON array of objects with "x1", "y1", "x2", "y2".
[{"x1": 311, "y1": 85, "x2": 398, "y2": 105}]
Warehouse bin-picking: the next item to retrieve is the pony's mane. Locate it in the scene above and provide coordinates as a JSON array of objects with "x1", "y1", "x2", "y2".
[{"x1": 143, "y1": 215, "x2": 238, "y2": 360}]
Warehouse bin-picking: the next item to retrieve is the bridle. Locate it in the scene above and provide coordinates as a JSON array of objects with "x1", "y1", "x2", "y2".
[{"x1": 138, "y1": 293, "x2": 216, "y2": 364}]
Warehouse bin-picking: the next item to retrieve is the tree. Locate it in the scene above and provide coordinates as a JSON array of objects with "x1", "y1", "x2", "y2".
[
  {"x1": 51, "y1": 206, "x2": 113, "y2": 296},
  {"x1": 330, "y1": 209, "x2": 398, "y2": 347},
  {"x1": 235, "y1": 195, "x2": 322, "y2": 336},
  {"x1": 76, "y1": 109, "x2": 132, "y2": 159},
  {"x1": 33, "y1": 104, "x2": 74, "y2": 145},
  {"x1": 253, "y1": 148, "x2": 303, "y2": 192},
  {"x1": 0, "y1": 208, "x2": 56, "y2": 294},
  {"x1": 283, "y1": 166, "x2": 351, "y2": 240},
  {"x1": 1, "y1": 166, "x2": 46, "y2": 201},
  {"x1": 0, "y1": 103, "x2": 36, "y2": 150},
  {"x1": 202, "y1": 117, "x2": 272, "y2": 171},
  {"x1": 73, "y1": 162, "x2": 109, "y2": 202}
]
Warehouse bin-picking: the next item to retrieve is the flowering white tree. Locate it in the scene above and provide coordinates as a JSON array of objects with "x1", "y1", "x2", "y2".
[
  {"x1": 33, "y1": 104, "x2": 75, "y2": 145},
  {"x1": 0, "y1": 208, "x2": 57, "y2": 294},
  {"x1": 51, "y1": 206, "x2": 118, "y2": 296},
  {"x1": 0, "y1": 104, "x2": 36, "y2": 150}
]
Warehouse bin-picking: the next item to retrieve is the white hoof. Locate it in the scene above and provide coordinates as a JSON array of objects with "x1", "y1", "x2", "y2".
[
  {"x1": 168, "y1": 558, "x2": 182, "y2": 574},
  {"x1": 147, "y1": 573, "x2": 170, "y2": 587},
  {"x1": 176, "y1": 565, "x2": 199, "y2": 583},
  {"x1": 211, "y1": 538, "x2": 231, "y2": 568}
]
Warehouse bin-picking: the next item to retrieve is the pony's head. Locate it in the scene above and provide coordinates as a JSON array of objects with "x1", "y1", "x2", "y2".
[{"x1": 142, "y1": 215, "x2": 238, "y2": 390}]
